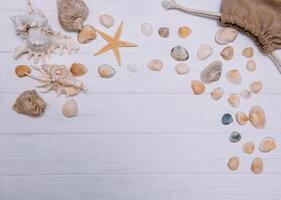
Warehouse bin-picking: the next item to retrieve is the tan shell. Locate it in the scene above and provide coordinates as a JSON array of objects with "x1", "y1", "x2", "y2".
[
  {"x1": 226, "y1": 69, "x2": 241, "y2": 85},
  {"x1": 70, "y1": 63, "x2": 87, "y2": 77},
  {"x1": 228, "y1": 93, "x2": 240, "y2": 108},
  {"x1": 259, "y1": 137, "x2": 276, "y2": 153},
  {"x1": 242, "y1": 47, "x2": 254, "y2": 58},
  {"x1": 227, "y1": 156, "x2": 240, "y2": 171},
  {"x1": 249, "y1": 106, "x2": 266, "y2": 129},
  {"x1": 62, "y1": 99, "x2": 78, "y2": 118},
  {"x1": 175, "y1": 63, "x2": 190, "y2": 75},
  {"x1": 158, "y1": 27, "x2": 170, "y2": 38},
  {"x1": 147, "y1": 59, "x2": 164, "y2": 71},
  {"x1": 249, "y1": 81, "x2": 263, "y2": 94},
  {"x1": 99, "y1": 14, "x2": 115, "y2": 28},
  {"x1": 15, "y1": 65, "x2": 31, "y2": 78},
  {"x1": 239, "y1": 90, "x2": 252, "y2": 99},
  {"x1": 57, "y1": 0, "x2": 89, "y2": 32},
  {"x1": 243, "y1": 142, "x2": 255, "y2": 154},
  {"x1": 191, "y1": 80, "x2": 205, "y2": 95},
  {"x1": 178, "y1": 26, "x2": 192, "y2": 38},
  {"x1": 78, "y1": 25, "x2": 97, "y2": 44},
  {"x1": 251, "y1": 157, "x2": 264, "y2": 174},
  {"x1": 246, "y1": 60, "x2": 256, "y2": 72},
  {"x1": 215, "y1": 27, "x2": 238, "y2": 45},
  {"x1": 235, "y1": 111, "x2": 249, "y2": 125},
  {"x1": 210, "y1": 87, "x2": 224, "y2": 100},
  {"x1": 12, "y1": 90, "x2": 46, "y2": 117},
  {"x1": 98, "y1": 64, "x2": 116, "y2": 78},
  {"x1": 220, "y1": 46, "x2": 234, "y2": 60}
]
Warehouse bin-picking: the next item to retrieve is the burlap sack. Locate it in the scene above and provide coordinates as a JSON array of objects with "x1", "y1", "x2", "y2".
[{"x1": 220, "y1": 0, "x2": 281, "y2": 53}]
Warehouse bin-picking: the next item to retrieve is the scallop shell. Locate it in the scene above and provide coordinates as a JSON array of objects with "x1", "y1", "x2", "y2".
[
  {"x1": 259, "y1": 137, "x2": 276, "y2": 153},
  {"x1": 62, "y1": 99, "x2": 78, "y2": 118},
  {"x1": 98, "y1": 64, "x2": 116, "y2": 78},
  {"x1": 249, "y1": 105, "x2": 266, "y2": 129},
  {"x1": 99, "y1": 14, "x2": 115, "y2": 28},
  {"x1": 191, "y1": 80, "x2": 205, "y2": 95},
  {"x1": 170, "y1": 45, "x2": 189, "y2": 61},
  {"x1": 215, "y1": 27, "x2": 238, "y2": 45},
  {"x1": 220, "y1": 46, "x2": 234, "y2": 60},
  {"x1": 235, "y1": 111, "x2": 249, "y2": 125},
  {"x1": 249, "y1": 81, "x2": 263, "y2": 94},
  {"x1": 57, "y1": 0, "x2": 89, "y2": 32},
  {"x1": 197, "y1": 43, "x2": 213, "y2": 61},
  {"x1": 228, "y1": 93, "x2": 240, "y2": 108},
  {"x1": 78, "y1": 25, "x2": 97, "y2": 44},
  {"x1": 200, "y1": 61, "x2": 223, "y2": 84},
  {"x1": 226, "y1": 69, "x2": 241, "y2": 85},
  {"x1": 251, "y1": 158, "x2": 264, "y2": 174}
]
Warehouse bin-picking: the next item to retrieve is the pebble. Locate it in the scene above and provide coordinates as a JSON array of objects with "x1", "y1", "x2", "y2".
[
  {"x1": 226, "y1": 69, "x2": 241, "y2": 85},
  {"x1": 70, "y1": 63, "x2": 87, "y2": 77},
  {"x1": 239, "y1": 90, "x2": 252, "y2": 99},
  {"x1": 249, "y1": 105, "x2": 266, "y2": 129},
  {"x1": 222, "y1": 113, "x2": 233, "y2": 125},
  {"x1": 259, "y1": 137, "x2": 276, "y2": 153},
  {"x1": 175, "y1": 63, "x2": 190, "y2": 75},
  {"x1": 141, "y1": 23, "x2": 153, "y2": 37},
  {"x1": 243, "y1": 142, "x2": 255, "y2": 154},
  {"x1": 158, "y1": 27, "x2": 169, "y2": 38},
  {"x1": 249, "y1": 81, "x2": 263, "y2": 94},
  {"x1": 235, "y1": 111, "x2": 249, "y2": 125},
  {"x1": 229, "y1": 131, "x2": 242, "y2": 143},
  {"x1": 147, "y1": 59, "x2": 164, "y2": 71},
  {"x1": 62, "y1": 99, "x2": 78, "y2": 118},
  {"x1": 227, "y1": 156, "x2": 240, "y2": 171},
  {"x1": 191, "y1": 80, "x2": 205, "y2": 95},
  {"x1": 99, "y1": 14, "x2": 115, "y2": 28},
  {"x1": 246, "y1": 60, "x2": 256, "y2": 72},
  {"x1": 210, "y1": 87, "x2": 224, "y2": 100},
  {"x1": 251, "y1": 157, "x2": 264, "y2": 174},
  {"x1": 228, "y1": 93, "x2": 240, "y2": 108},
  {"x1": 242, "y1": 47, "x2": 254, "y2": 58},
  {"x1": 215, "y1": 27, "x2": 238, "y2": 45},
  {"x1": 197, "y1": 43, "x2": 213, "y2": 61},
  {"x1": 127, "y1": 63, "x2": 138, "y2": 73},
  {"x1": 200, "y1": 61, "x2": 223, "y2": 84},
  {"x1": 15, "y1": 65, "x2": 31, "y2": 78},
  {"x1": 220, "y1": 46, "x2": 234, "y2": 60},
  {"x1": 178, "y1": 26, "x2": 192, "y2": 38}
]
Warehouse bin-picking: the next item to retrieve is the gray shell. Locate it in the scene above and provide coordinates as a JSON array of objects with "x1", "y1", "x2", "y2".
[
  {"x1": 200, "y1": 61, "x2": 222, "y2": 84},
  {"x1": 57, "y1": 0, "x2": 89, "y2": 32}
]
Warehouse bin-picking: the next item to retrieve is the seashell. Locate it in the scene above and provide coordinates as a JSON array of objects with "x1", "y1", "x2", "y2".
[
  {"x1": 77, "y1": 25, "x2": 97, "y2": 44},
  {"x1": 235, "y1": 111, "x2": 249, "y2": 125},
  {"x1": 215, "y1": 27, "x2": 238, "y2": 45},
  {"x1": 141, "y1": 23, "x2": 153, "y2": 37},
  {"x1": 239, "y1": 90, "x2": 252, "y2": 99},
  {"x1": 249, "y1": 105, "x2": 266, "y2": 129},
  {"x1": 227, "y1": 156, "x2": 240, "y2": 171},
  {"x1": 62, "y1": 99, "x2": 78, "y2": 118},
  {"x1": 251, "y1": 157, "x2": 264, "y2": 174},
  {"x1": 210, "y1": 87, "x2": 224, "y2": 100},
  {"x1": 259, "y1": 137, "x2": 276, "y2": 153},
  {"x1": 249, "y1": 81, "x2": 263, "y2": 94},
  {"x1": 99, "y1": 14, "x2": 115, "y2": 28},
  {"x1": 147, "y1": 59, "x2": 164, "y2": 71},
  {"x1": 11, "y1": 3, "x2": 79, "y2": 64},
  {"x1": 12, "y1": 90, "x2": 46, "y2": 117},
  {"x1": 170, "y1": 45, "x2": 189, "y2": 61},
  {"x1": 178, "y1": 26, "x2": 192, "y2": 38},
  {"x1": 57, "y1": 0, "x2": 89, "y2": 32},
  {"x1": 243, "y1": 142, "x2": 255, "y2": 154},
  {"x1": 175, "y1": 63, "x2": 190, "y2": 75},
  {"x1": 229, "y1": 131, "x2": 242, "y2": 143},
  {"x1": 200, "y1": 61, "x2": 223, "y2": 84},
  {"x1": 226, "y1": 69, "x2": 241, "y2": 85},
  {"x1": 26, "y1": 65, "x2": 85, "y2": 96},
  {"x1": 158, "y1": 27, "x2": 169, "y2": 38},
  {"x1": 242, "y1": 47, "x2": 254, "y2": 58},
  {"x1": 191, "y1": 80, "x2": 205, "y2": 95},
  {"x1": 222, "y1": 113, "x2": 233, "y2": 125},
  {"x1": 15, "y1": 65, "x2": 31, "y2": 78},
  {"x1": 98, "y1": 64, "x2": 116, "y2": 78},
  {"x1": 220, "y1": 46, "x2": 234, "y2": 60},
  {"x1": 197, "y1": 43, "x2": 213, "y2": 61},
  {"x1": 228, "y1": 93, "x2": 240, "y2": 108},
  {"x1": 127, "y1": 63, "x2": 138, "y2": 73},
  {"x1": 246, "y1": 60, "x2": 256, "y2": 72},
  {"x1": 70, "y1": 63, "x2": 87, "y2": 77}
]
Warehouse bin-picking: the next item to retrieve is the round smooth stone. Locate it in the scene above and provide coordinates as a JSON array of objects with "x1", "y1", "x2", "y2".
[
  {"x1": 127, "y1": 63, "x2": 138, "y2": 73},
  {"x1": 229, "y1": 131, "x2": 242, "y2": 143},
  {"x1": 222, "y1": 113, "x2": 233, "y2": 125}
]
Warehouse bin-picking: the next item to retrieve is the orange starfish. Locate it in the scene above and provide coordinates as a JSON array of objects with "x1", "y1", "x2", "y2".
[{"x1": 94, "y1": 21, "x2": 138, "y2": 66}]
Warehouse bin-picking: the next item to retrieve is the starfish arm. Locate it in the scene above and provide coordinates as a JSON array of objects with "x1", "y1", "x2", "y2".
[
  {"x1": 114, "y1": 21, "x2": 124, "y2": 41},
  {"x1": 94, "y1": 44, "x2": 113, "y2": 56},
  {"x1": 112, "y1": 45, "x2": 122, "y2": 66},
  {"x1": 118, "y1": 40, "x2": 138, "y2": 47},
  {"x1": 95, "y1": 29, "x2": 113, "y2": 42}
]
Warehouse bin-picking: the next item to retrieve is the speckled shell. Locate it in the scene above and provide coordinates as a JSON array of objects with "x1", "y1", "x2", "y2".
[{"x1": 57, "y1": 0, "x2": 89, "y2": 32}]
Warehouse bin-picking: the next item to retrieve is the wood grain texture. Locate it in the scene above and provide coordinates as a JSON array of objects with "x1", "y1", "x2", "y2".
[{"x1": 0, "y1": 0, "x2": 281, "y2": 199}]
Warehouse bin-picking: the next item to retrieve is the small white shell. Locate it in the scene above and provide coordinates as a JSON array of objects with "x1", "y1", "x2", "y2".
[
  {"x1": 175, "y1": 63, "x2": 190, "y2": 75},
  {"x1": 98, "y1": 64, "x2": 116, "y2": 78},
  {"x1": 147, "y1": 59, "x2": 164, "y2": 71},
  {"x1": 246, "y1": 60, "x2": 256, "y2": 72},
  {"x1": 239, "y1": 90, "x2": 252, "y2": 99},
  {"x1": 215, "y1": 28, "x2": 238, "y2": 45},
  {"x1": 197, "y1": 43, "x2": 213, "y2": 61},
  {"x1": 127, "y1": 63, "x2": 138, "y2": 73},
  {"x1": 141, "y1": 23, "x2": 153, "y2": 37},
  {"x1": 99, "y1": 14, "x2": 115, "y2": 28},
  {"x1": 62, "y1": 99, "x2": 78, "y2": 118}
]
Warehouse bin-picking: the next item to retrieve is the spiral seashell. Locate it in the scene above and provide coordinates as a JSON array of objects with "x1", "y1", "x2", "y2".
[{"x1": 57, "y1": 0, "x2": 89, "y2": 32}]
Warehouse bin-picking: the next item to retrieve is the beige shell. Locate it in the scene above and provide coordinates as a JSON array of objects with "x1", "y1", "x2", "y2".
[
  {"x1": 243, "y1": 142, "x2": 255, "y2": 154},
  {"x1": 98, "y1": 64, "x2": 116, "y2": 78},
  {"x1": 227, "y1": 156, "x2": 240, "y2": 171},
  {"x1": 12, "y1": 90, "x2": 46, "y2": 117},
  {"x1": 210, "y1": 87, "x2": 224, "y2": 100},
  {"x1": 226, "y1": 69, "x2": 241, "y2": 85},
  {"x1": 99, "y1": 14, "x2": 115, "y2": 28},
  {"x1": 228, "y1": 93, "x2": 240, "y2": 108},
  {"x1": 57, "y1": 0, "x2": 89, "y2": 32},
  {"x1": 175, "y1": 63, "x2": 190, "y2": 75},
  {"x1": 246, "y1": 60, "x2": 256, "y2": 72},
  {"x1": 249, "y1": 81, "x2": 263, "y2": 94},
  {"x1": 235, "y1": 111, "x2": 249, "y2": 125},
  {"x1": 78, "y1": 25, "x2": 97, "y2": 44},
  {"x1": 197, "y1": 43, "x2": 213, "y2": 61},
  {"x1": 178, "y1": 26, "x2": 192, "y2": 38},
  {"x1": 242, "y1": 47, "x2": 254, "y2": 58},
  {"x1": 215, "y1": 27, "x2": 238, "y2": 45},
  {"x1": 249, "y1": 106, "x2": 266, "y2": 129},
  {"x1": 191, "y1": 80, "x2": 205, "y2": 95},
  {"x1": 220, "y1": 46, "x2": 234, "y2": 60},
  {"x1": 239, "y1": 90, "x2": 252, "y2": 99},
  {"x1": 259, "y1": 137, "x2": 276, "y2": 153},
  {"x1": 15, "y1": 65, "x2": 31, "y2": 78},
  {"x1": 147, "y1": 59, "x2": 164, "y2": 71},
  {"x1": 70, "y1": 63, "x2": 87, "y2": 77},
  {"x1": 62, "y1": 99, "x2": 78, "y2": 118},
  {"x1": 251, "y1": 157, "x2": 264, "y2": 174}
]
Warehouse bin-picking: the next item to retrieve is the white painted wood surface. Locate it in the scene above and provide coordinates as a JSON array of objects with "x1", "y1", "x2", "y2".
[{"x1": 1, "y1": 0, "x2": 281, "y2": 199}]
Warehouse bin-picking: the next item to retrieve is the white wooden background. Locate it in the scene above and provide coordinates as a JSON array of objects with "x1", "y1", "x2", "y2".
[{"x1": 1, "y1": 0, "x2": 281, "y2": 199}]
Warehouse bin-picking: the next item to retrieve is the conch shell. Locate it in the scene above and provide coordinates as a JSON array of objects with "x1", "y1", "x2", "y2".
[{"x1": 57, "y1": 0, "x2": 89, "y2": 32}]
